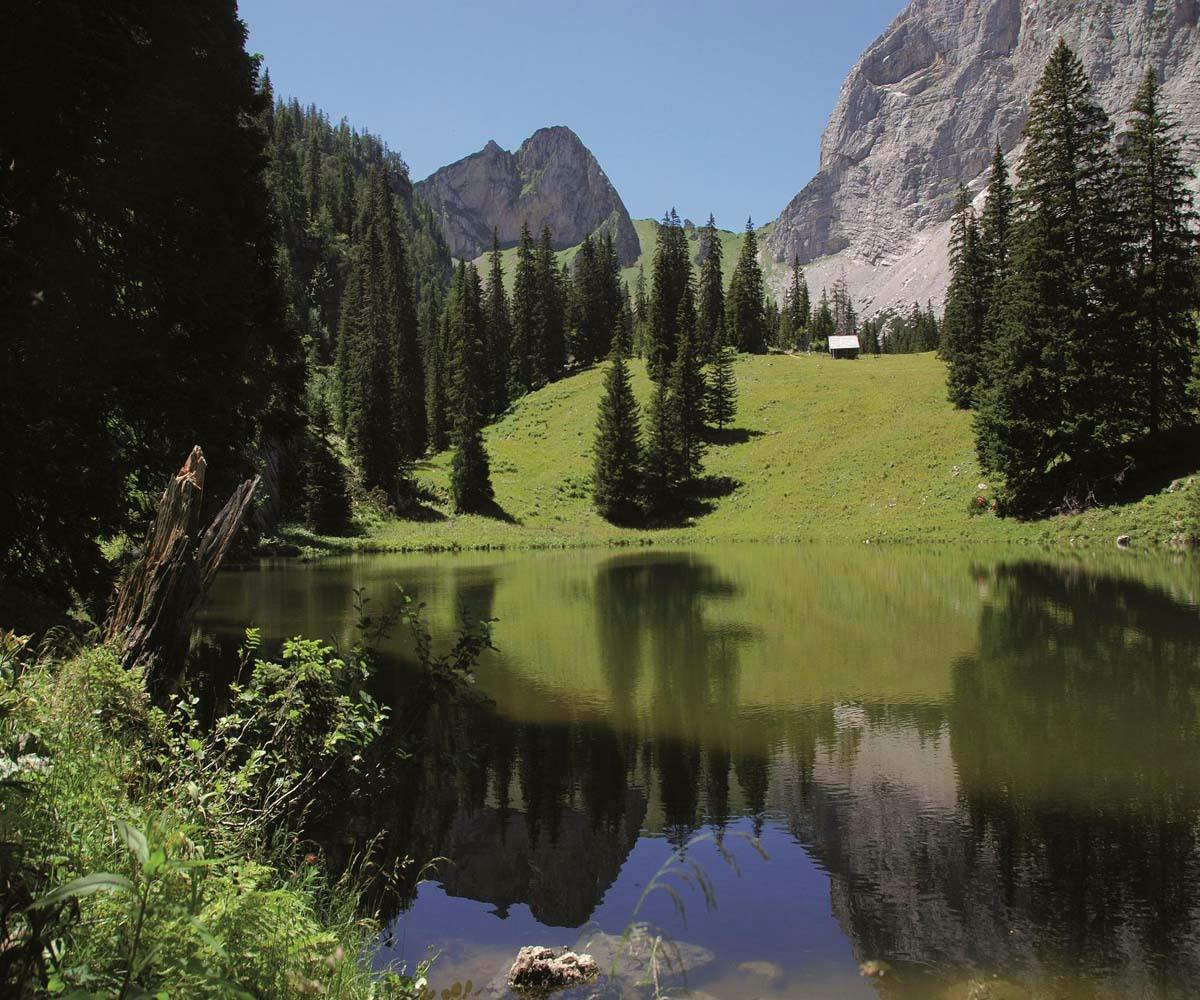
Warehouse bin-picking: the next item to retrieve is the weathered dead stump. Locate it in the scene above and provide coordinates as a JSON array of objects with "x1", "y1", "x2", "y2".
[{"x1": 108, "y1": 446, "x2": 258, "y2": 674}]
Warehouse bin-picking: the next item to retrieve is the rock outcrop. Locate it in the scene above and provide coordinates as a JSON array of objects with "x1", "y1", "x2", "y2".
[
  {"x1": 766, "y1": 0, "x2": 1200, "y2": 315},
  {"x1": 416, "y1": 126, "x2": 640, "y2": 266}
]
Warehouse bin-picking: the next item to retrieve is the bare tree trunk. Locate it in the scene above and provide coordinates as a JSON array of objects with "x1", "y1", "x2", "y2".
[{"x1": 108, "y1": 446, "x2": 258, "y2": 674}]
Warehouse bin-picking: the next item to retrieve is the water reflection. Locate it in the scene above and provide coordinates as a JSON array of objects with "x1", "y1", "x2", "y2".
[{"x1": 197, "y1": 548, "x2": 1200, "y2": 996}]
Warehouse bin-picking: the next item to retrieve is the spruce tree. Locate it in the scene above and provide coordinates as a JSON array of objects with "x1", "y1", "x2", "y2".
[
  {"x1": 509, "y1": 222, "x2": 540, "y2": 396},
  {"x1": 615, "y1": 283, "x2": 635, "y2": 358},
  {"x1": 424, "y1": 311, "x2": 450, "y2": 453},
  {"x1": 536, "y1": 226, "x2": 565, "y2": 380},
  {"x1": 592, "y1": 342, "x2": 643, "y2": 524},
  {"x1": 976, "y1": 144, "x2": 1014, "y2": 399},
  {"x1": 727, "y1": 218, "x2": 767, "y2": 353},
  {"x1": 669, "y1": 299, "x2": 708, "y2": 481},
  {"x1": 336, "y1": 195, "x2": 401, "y2": 493},
  {"x1": 446, "y1": 261, "x2": 487, "y2": 420},
  {"x1": 374, "y1": 168, "x2": 426, "y2": 463},
  {"x1": 697, "y1": 214, "x2": 726, "y2": 360},
  {"x1": 648, "y1": 210, "x2": 692, "y2": 381},
  {"x1": 1120, "y1": 68, "x2": 1199, "y2": 435},
  {"x1": 975, "y1": 39, "x2": 1131, "y2": 513},
  {"x1": 484, "y1": 228, "x2": 512, "y2": 416},
  {"x1": 810, "y1": 289, "x2": 834, "y2": 348},
  {"x1": 784, "y1": 255, "x2": 810, "y2": 351},
  {"x1": 941, "y1": 185, "x2": 988, "y2": 408},
  {"x1": 642, "y1": 376, "x2": 683, "y2": 517},
  {"x1": 451, "y1": 396, "x2": 494, "y2": 514},
  {"x1": 633, "y1": 264, "x2": 650, "y2": 357},
  {"x1": 707, "y1": 346, "x2": 738, "y2": 430}
]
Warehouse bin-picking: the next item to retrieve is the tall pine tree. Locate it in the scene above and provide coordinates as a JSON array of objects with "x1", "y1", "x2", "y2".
[
  {"x1": 726, "y1": 219, "x2": 767, "y2": 353},
  {"x1": 707, "y1": 346, "x2": 738, "y2": 430},
  {"x1": 941, "y1": 185, "x2": 988, "y2": 408},
  {"x1": 509, "y1": 222, "x2": 540, "y2": 397},
  {"x1": 483, "y1": 228, "x2": 512, "y2": 417},
  {"x1": 648, "y1": 210, "x2": 692, "y2": 381},
  {"x1": 975, "y1": 40, "x2": 1132, "y2": 513},
  {"x1": 642, "y1": 376, "x2": 683, "y2": 518},
  {"x1": 1120, "y1": 68, "x2": 1199, "y2": 435},
  {"x1": 697, "y1": 214, "x2": 726, "y2": 360},
  {"x1": 536, "y1": 225, "x2": 565, "y2": 381},
  {"x1": 592, "y1": 337, "x2": 642, "y2": 524}
]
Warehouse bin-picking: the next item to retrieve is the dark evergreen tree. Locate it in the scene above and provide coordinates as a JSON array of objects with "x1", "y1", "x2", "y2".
[
  {"x1": 484, "y1": 228, "x2": 513, "y2": 417},
  {"x1": 1120, "y1": 68, "x2": 1199, "y2": 434},
  {"x1": 976, "y1": 144, "x2": 1014, "y2": 398},
  {"x1": 300, "y1": 389, "x2": 351, "y2": 533},
  {"x1": 424, "y1": 310, "x2": 450, "y2": 453},
  {"x1": 648, "y1": 210, "x2": 692, "y2": 381},
  {"x1": 536, "y1": 226, "x2": 566, "y2": 380},
  {"x1": 1, "y1": 1, "x2": 304, "y2": 597},
  {"x1": 572, "y1": 231, "x2": 623, "y2": 366},
  {"x1": 764, "y1": 295, "x2": 782, "y2": 349},
  {"x1": 830, "y1": 272, "x2": 857, "y2": 337},
  {"x1": 642, "y1": 376, "x2": 683, "y2": 517},
  {"x1": 727, "y1": 219, "x2": 767, "y2": 353},
  {"x1": 592, "y1": 343, "x2": 643, "y2": 524},
  {"x1": 668, "y1": 301, "x2": 707, "y2": 481},
  {"x1": 810, "y1": 288, "x2": 834, "y2": 348},
  {"x1": 697, "y1": 214, "x2": 726, "y2": 359},
  {"x1": 451, "y1": 398, "x2": 494, "y2": 514},
  {"x1": 509, "y1": 222, "x2": 540, "y2": 396},
  {"x1": 615, "y1": 283, "x2": 635, "y2": 358},
  {"x1": 941, "y1": 185, "x2": 989, "y2": 408},
  {"x1": 783, "y1": 255, "x2": 810, "y2": 350},
  {"x1": 975, "y1": 39, "x2": 1131, "y2": 513},
  {"x1": 707, "y1": 346, "x2": 738, "y2": 430},
  {"x1": 633, "y1": 263, "x2": 651, "y2": 358}
]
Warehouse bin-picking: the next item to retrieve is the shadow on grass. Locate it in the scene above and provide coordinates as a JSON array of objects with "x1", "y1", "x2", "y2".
[
  {"x1": 646, "y1": 475, "x2": 742, "y2": 528},
  {"x1": 394, "y1": 500, "x2": 448, "y2": 524},
  {"x1": 466, "y1": 498, "x2": 522, "y2": 525},
  {"x1": 705, "y1": 426, "x2": 764, "y2": 446},
  {"x1": 1110, "y1": 423, "x2": 1200, "y2": 504}
]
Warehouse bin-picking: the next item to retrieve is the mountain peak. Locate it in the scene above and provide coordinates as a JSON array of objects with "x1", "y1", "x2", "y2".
[{"x1": 416, "y1": 126, "x2": 640, "y2": 265}]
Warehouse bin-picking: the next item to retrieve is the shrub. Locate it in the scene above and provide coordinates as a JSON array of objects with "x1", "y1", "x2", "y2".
[{"x1": 0, "y1": 588, "x2": 492, "y2": 998}]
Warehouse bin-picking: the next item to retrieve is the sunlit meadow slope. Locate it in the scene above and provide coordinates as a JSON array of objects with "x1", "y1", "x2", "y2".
[{"x1": 333, "y1": 352, "x2": 1198, "y2": 554}]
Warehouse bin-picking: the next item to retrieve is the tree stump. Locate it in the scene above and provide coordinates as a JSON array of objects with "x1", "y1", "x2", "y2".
[{"x1": 107, "y1": 446, "x2": 258, "y2": 674}]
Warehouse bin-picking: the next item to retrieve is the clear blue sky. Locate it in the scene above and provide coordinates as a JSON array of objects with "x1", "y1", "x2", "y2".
[{"x1": 240, "y1": 0, "x2": 907, "y2": 228}]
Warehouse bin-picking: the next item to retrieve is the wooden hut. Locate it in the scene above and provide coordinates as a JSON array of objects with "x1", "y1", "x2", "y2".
[{"x1": 829, "y1": 334, "x2": 861, "y2": 360}]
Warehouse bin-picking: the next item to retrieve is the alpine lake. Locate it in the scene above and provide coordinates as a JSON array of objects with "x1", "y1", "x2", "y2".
[{"x1": 196, "y1": 544, "x2": 1200, "y2": 1000}]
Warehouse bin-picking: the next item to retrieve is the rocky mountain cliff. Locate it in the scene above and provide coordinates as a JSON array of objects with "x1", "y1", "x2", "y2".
[
  {"x1": 767, "y1": 0, "x2": 1200, "y2": 315},
  {"x1": 415, "y1": 126, "x2": 640, "y2": 266}
]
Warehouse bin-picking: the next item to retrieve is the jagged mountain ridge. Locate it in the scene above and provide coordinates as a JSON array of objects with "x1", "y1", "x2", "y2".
[
  {"x1": 415, "y1": 125, "x2": 641, "y2": 266},
  {"x1": 766, "y1": 0, "x2": 1200, "y2": 316}
]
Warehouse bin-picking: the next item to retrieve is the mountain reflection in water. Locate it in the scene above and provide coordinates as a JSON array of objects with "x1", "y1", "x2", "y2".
[{"x1": 198, "y1": 547, "x2": 1200, "y2": 998}]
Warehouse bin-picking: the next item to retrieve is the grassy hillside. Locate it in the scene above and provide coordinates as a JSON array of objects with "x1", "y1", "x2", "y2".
[{"x1": 282, "y1": 353, "x2": 1198, "y2": 556}]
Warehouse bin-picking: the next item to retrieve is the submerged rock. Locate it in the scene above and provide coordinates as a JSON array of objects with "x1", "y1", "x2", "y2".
[
  {"x1": 859, "y1": 958, "x2": 892, "y2": 978},
  {"x1": 737, "y1": 959, "x2": 784, "y2": 987},
  {"x1": 507, "y1": 946, "x2": 598, "y2": 994}
]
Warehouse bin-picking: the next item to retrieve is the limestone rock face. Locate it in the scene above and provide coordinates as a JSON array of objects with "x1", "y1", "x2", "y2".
[
  {"x1": 416, "y1": 126, "x2": 640, "y2": 266},
  {"x1": 766, "y1": 0, "x2": 1200, "y2": 314}
]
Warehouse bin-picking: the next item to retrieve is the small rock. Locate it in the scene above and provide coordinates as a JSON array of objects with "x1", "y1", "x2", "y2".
[
  {"x1": 737, "y1": 959, "x2": 784, "y2": 987},
  {"x1": 859, "y1": 959, "x2": 892, "y2": 978},
  {"x1": 1116, "y1": 534, "x2": 1131, "y2": 549},
  {"x1": 508, "y1": 946, "x2": 598, "y2": 994}
]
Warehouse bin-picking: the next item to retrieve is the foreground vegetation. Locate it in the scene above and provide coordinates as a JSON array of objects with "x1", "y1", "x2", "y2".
[
  {"x1": 266, "y1": 352, "x2": 1200, "y2": 557},
  {"x1": 0, "y1": 600, "x2": 489, "y2": 998}
]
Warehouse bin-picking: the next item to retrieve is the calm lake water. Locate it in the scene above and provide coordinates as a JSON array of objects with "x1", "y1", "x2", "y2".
[{"x1": 197, "y1": 545, "x2": 1200, "y2": 999}]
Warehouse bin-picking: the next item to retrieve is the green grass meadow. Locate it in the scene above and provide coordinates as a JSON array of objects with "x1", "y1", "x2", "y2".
[{"x1": 283, "y1": 352, "x2": 1198, "y2": 557}]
